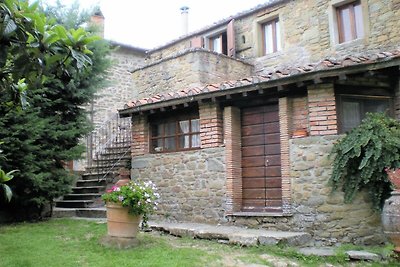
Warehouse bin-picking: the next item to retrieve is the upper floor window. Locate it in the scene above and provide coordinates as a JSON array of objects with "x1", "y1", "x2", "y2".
[
  {"x1": 338, "y1": 95, "x2": 391, "y2": 133},
  {"x1": 150, "y1": 115, "x2": 200, "y2": 153},
  {"x1": 262, "y1": 18, "x2": 281, "y2": 55},
  {"x1": 336, "y1": 1, "x2": 364, "y2": 43},
  {"x1": 209, "y1": 31, "x2": 227, "y2": 54}
]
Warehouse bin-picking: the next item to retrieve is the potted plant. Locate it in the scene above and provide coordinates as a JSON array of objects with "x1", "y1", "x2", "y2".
[{"x1": 101, "y1": 179, "x2": 159, "y2": 238}]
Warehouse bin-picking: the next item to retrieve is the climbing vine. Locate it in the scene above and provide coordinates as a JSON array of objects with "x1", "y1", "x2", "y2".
[{"x1": 330, "y1": 113, "x2": 400, "y2": 210}]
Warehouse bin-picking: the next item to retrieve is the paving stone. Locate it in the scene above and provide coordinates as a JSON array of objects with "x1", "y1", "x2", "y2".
[
  {"x1": 345, "y1": 250, "x2": 381, "y2": 261},
  {"x1": 298, "y1": 247, "x2": 335, "y2": 257},
  {"x1": 149, "y1": 221, "x2": 311, "y2": 247},
  {"x1": 228, "y1": 233, "x2": 259, "y2": 246},
  {"x1": 258, "y1": 236, "x2": 280, "y2": 245}
]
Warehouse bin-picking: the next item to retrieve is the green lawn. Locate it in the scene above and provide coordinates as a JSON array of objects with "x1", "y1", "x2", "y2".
[{"x1": 0, "y1": 218, "x2": 397, "y2": 267}]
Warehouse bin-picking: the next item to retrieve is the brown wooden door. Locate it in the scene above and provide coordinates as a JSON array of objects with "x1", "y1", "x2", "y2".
[{"x1": 241, "y1": 104, "x2": 282, "y2": 212}]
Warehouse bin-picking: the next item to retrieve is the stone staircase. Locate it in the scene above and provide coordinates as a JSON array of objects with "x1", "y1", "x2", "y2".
[{"x1": 54, "y1": 115, "x2": 131, "y2": 218}]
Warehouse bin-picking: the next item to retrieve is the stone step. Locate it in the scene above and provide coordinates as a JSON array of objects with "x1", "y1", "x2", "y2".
[
  {"x1": 55, "y1": 200, "x2": 94, "y2": 208},
  {"x1": 53, "y1": 207, "x2": 106, "y2": 218},
  {"x1": 85, "y1": 162, "x2": 127, "y2": 172},
  {"x1": 76, "y1": 179, "x2": 106, "y2": 187},
  {"x1": 81, "y1": 172, "x2": 117, "y2": 180},
  {"x1": 93, "y1": 155, "x2": 130, "y2": 162},
  {"x1": 150, "y1": 222, "x2": 312, "y2": 247},
  {"x1": 105, "y1": 146, "x2": 131, "y2": 152},
  {"x1": 63, "y1": 193, "x2": 102, "y2": 200},
  {"x1": 72, "y1": 186, "x2": 105, "y2": 194}
]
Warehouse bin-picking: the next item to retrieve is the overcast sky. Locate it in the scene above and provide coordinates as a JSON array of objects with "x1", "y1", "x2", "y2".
[{"x1": 43, "y1": 0, "x2": 269, "y2": 49}]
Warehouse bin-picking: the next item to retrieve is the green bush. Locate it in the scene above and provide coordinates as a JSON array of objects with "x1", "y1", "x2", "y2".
[
  {"x1": 330, "y1": 113, "x2": 400, "y2": 210},
  {"x1": 0, "y1": 0, "x2": 110, "y2": 219}
]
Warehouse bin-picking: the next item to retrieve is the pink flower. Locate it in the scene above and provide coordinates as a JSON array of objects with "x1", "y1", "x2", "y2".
[{"x1": 111, "y1": 186, "x2": 120, "y2": 192}]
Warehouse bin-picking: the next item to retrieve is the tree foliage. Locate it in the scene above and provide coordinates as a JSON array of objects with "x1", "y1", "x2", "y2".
[
  {"x1": 0, "y1": 0, "x2": 110, "y2": 219},
  {"x1": 330, "y1": 113, "x2": 400, "y2": 210}
]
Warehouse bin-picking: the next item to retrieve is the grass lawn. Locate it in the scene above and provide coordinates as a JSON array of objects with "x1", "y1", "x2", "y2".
[{"x1": 0, "y1": 218, "x2": 398, "y2": 267}]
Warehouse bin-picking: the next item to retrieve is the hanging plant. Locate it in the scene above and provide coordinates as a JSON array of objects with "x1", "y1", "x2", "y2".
[{"x1": 330, "y1": 113, "x2": 400, "y2": 210}]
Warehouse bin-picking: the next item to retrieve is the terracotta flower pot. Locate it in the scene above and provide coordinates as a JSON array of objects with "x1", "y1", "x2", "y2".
[
  {"x1": 292, "y1": 129, "x2": 308, "y2": 138},
  {"x1": 386, "y1": 168, "x2": 400, "y2": 191},
  {"x1": 106, "y1": 202, "x2": 141, "y2": 238}
]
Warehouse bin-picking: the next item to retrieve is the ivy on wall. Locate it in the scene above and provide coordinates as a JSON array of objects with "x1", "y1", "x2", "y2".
[{"x1": 330, "y1": 113, "x2": 400, "y2": 210}]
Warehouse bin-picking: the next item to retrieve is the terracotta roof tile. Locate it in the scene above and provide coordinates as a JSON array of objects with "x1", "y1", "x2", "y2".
[{"x1": 123, "y1": 49, "x2": 400, "y2": 110}]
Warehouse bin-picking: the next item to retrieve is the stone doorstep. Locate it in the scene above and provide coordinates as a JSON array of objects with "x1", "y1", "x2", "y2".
[{"x1": 149, "y1": 221, "x2": 312, "y2": 247}]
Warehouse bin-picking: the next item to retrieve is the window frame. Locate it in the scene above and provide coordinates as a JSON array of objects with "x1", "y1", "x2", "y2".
[
  {"x1": 336, "y1": 94, "x2": 393, "y2": 133},
  {"x1": 150, "y1": 114, "x2": 201, "y2": 153},
  {"x1": 261, "y1": 18, "x2": 281, "y2": 55},
  {"x1": 335, "y1": 0, "x2": 366, "y2": 44},
  {"x1": 207, "y1": 31, "x2": 228, "y2": 55}
]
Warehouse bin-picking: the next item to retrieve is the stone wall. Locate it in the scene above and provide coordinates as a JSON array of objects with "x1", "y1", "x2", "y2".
[
  {"x1": 144, "y1": 0, "x2": 400, "y2": 76},
  {"x1": 244, "y1": 0, "x2": 400, "y2": 74},
  {"x1": 229, "y1": 135, "x2": 385, "y2": 246},
  {"x1": 131, "y1": 147, "x2": 227, "y2": 223},
  {"x1": 90, "y1": 46, "x2": 145, "y2": 126},
  {"x1": 131, "y1": 49, "x2": 253, "y2": 99}
]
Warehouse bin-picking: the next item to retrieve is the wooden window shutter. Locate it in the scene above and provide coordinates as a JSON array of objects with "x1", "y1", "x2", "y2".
[
  {"x1": 190, "y1": 36, "x2": 204, "y2": 48},
  {"x1": 227, "y1": 19, "x2": 236, "y2": 57}
]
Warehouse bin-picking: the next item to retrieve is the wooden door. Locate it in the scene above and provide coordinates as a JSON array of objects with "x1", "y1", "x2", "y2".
[{"x1": 241, "y1": 104, "x2": 282, "y2": 212}]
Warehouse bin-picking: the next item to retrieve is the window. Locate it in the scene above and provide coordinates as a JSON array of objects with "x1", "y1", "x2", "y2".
[
  {"x1": 262, "y1": 18, "x2": 281, "y2": 55},
  {"x1": 336, "y1": 1, "x2": 364, "y2": 43},
  {"x1": 338, "y1": 95, "x2": 391, "y2": 133},
  {"x1": 209, "y1": 31, "x2": 227, "y2": 55},
  {"x1": 150, "y1": 116, "x2": 200, "y2": 153}
]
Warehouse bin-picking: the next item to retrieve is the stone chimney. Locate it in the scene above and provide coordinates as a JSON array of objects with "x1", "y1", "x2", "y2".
[
  {"x1": 90, "y1": 8, "x2": 105, "y2": 38},
  {"x1": 180, "y1": 6, "x2": 189, "y2": 36}
]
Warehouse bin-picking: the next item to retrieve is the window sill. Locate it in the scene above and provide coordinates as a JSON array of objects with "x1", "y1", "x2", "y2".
[
  {"x1": 257, "y1": 50, "x2": 283, "y2": 60},
  {"x1": 335, "y1": 38, "x2": 365, "y2": 49},
  {"x1": 150, "y1": 147, "x2": 201, "y2": 154}
]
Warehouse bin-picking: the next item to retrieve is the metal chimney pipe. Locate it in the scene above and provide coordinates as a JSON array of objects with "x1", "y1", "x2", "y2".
[{"x1": 180, "y1": 6, "x2": 189, "y2": 35}]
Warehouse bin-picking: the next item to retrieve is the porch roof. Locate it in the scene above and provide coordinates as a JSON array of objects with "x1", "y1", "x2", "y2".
[{"x1": 119, "y1": 49, "x2": 400, "y2": 116}]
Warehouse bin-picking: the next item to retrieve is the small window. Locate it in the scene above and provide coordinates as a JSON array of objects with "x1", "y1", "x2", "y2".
[
  {"x1": 262, "y1": 18, "x2": 281, "y2": 55},
  {"x1": 336, "y1": 1, "x2": 364, "y2": 43},
  {"x1": 338, "y1": 95, "x2": 391, "y2": 133},
  {"x1": 209, "y1": 31, "x2": 227, "y2": 55},
  {"x1": 150, "y1": 116, "x2": 200, "y2": 153}
]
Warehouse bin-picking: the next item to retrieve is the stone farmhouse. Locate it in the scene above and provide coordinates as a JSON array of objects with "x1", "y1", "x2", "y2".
[{"x1": 90, "y1": 0, "x2": 400, "y2": 245}]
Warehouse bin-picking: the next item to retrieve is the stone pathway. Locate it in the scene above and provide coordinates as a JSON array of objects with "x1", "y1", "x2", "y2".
[
  {"x1": 57, "y1": 215, "x2": 384, "y2": 263},
  {"x1": 150, "y1": 221, "x2": 312, "y2": 247}
]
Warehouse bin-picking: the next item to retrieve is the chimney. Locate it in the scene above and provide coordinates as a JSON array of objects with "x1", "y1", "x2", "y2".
[
  {"x1": 90, "y1": 8, "x2": 105, "y2": 38},
  {"x1": 180, "y1": 6, "x2": 189, "y2": 36}
]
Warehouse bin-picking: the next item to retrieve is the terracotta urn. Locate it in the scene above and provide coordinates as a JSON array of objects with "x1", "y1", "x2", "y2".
[
  {"x1": 106, "y1": 202, "x2": 142, "y2": 238},
  {"x1": 292, "y1": 129, "x2": 308, "y2": 138},
  {"x1": 382, "y1": 168, "x2": 400, "y2": 253}
]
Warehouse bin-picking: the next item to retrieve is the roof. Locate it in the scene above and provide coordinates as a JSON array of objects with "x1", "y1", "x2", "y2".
[
  {"x1": 148, "y1": 0, "x2": 286, "y2": 53},
  {"x1": 119, "y1": 49, "x2": 400, "y2": 116},
  {"x1": 109, "y1": 40, "x2": 148, "y2": 54}
]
